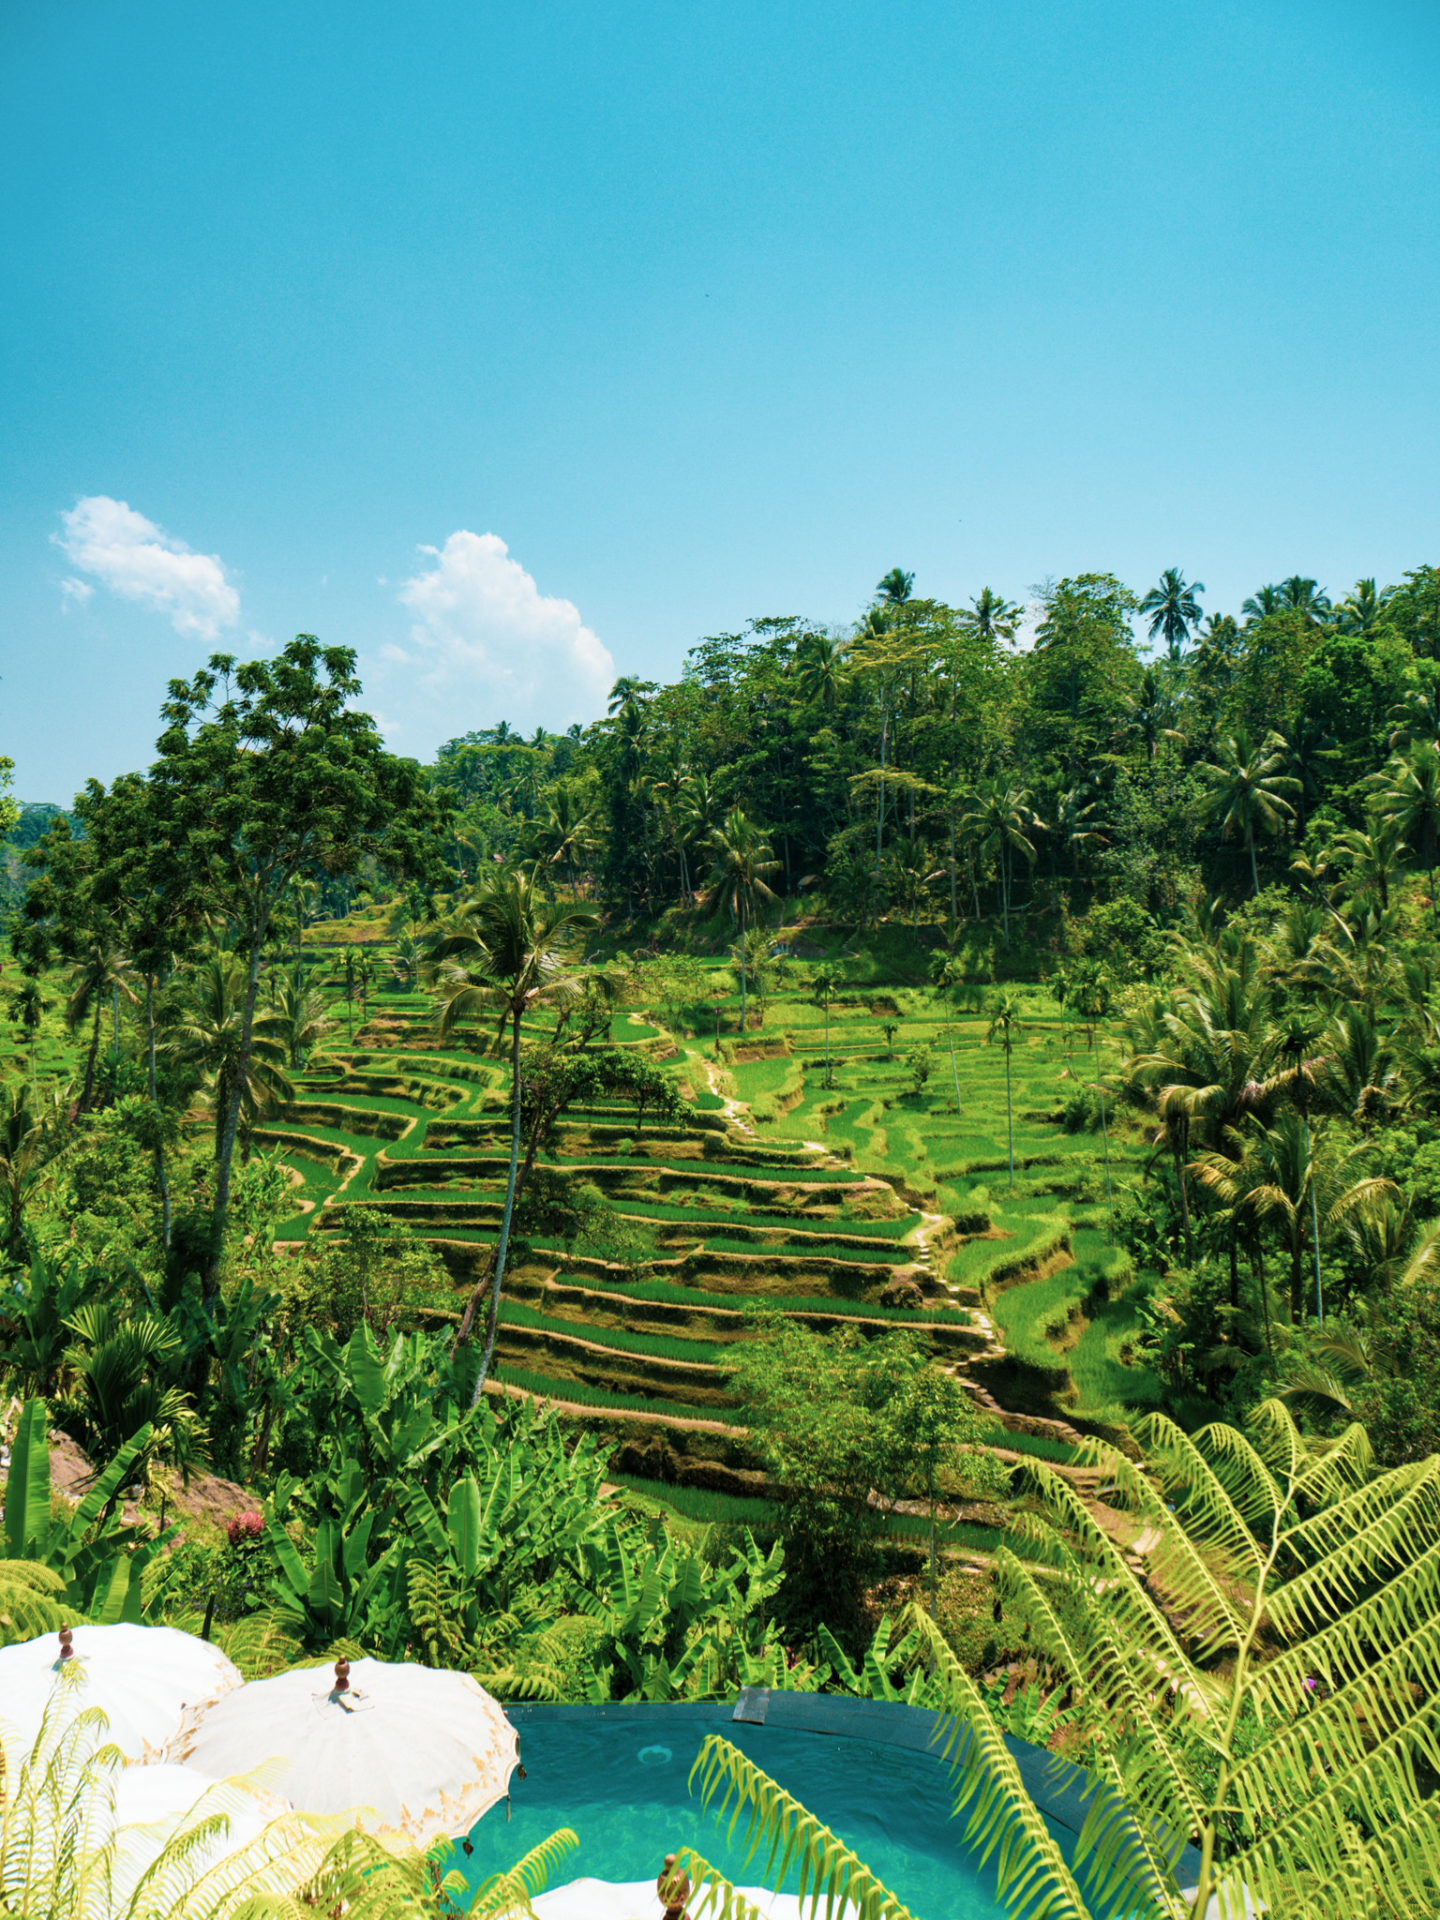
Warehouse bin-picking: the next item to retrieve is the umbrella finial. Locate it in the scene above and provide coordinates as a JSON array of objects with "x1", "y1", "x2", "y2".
[
  {"x1": 658, "y1": 1854, "x2": 692, "y2": 1920},
  {"x1": 333, "y1": 1656, "x2": 351, "y2": 1694},
  {"x1": 58, "y1": 1625, "x2": 75, "y2": 1662}
]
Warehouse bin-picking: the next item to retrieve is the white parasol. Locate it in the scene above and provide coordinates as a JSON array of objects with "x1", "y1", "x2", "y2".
[
  {"x1": 0, "y1": 1624, "x2": 242, "y2": 1765},
  {"x1": 170, "y1": 1655, "x2": 520, "y2": 1847}
]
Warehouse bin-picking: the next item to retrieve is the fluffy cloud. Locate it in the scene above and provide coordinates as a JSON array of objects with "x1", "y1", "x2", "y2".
[
  {"x1": 396, "y1": 531, "x2": 613, "y2": 727},
  {"x1": 55, "y1": 496, "x2": 240, "y2": 640}
]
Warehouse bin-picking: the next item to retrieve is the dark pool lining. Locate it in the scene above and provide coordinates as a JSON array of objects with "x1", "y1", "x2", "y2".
[{"x1": 505, "y1": 1689, "x2": 1203, "y2": 1886}]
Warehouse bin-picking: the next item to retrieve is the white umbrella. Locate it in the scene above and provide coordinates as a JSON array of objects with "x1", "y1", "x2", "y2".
[
  {"x1": 170, "y1": 1655, "x2": 520, "y2": 1848},
  {"x1": 0, "y1": 1624, "x2": 242, "y2": 1765}
]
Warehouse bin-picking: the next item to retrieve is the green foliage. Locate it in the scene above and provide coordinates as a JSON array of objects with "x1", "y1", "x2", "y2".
[{"x1": 2, "y1": 1399, "x2": 174, "y2": 1628}]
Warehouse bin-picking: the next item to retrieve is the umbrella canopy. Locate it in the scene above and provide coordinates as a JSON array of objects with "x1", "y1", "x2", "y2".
[
  {"x1": 170, "y1": 1655, "x2": 520, "y2": 1847},
  {"x1": 0, "y1": 1624, "x2": 243, "y2": 1764}
]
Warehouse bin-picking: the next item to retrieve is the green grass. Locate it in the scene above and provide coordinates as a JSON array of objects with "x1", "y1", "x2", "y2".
[
  {"x1": 609, "y1": 1475, "x2": 779, "y2": 1528},
  {"x1": 499, "y1": 1299, "x2": 726, "y2": 1365}
]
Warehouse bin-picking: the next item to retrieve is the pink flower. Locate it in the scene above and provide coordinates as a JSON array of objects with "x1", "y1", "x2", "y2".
[{"x1": 227, "y1": 1511, "x2": 264, "y2": 1544}]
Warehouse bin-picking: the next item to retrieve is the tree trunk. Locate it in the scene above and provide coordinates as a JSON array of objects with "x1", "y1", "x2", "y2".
[
  {"x1": 1248, "y1": 830, "x2": 1260, "y2": 898},
  {"x1": 208, "y1": 904, "x2": 269, "y2": 1305},
  {"x1": 145, "y1": 977, "x2": 171, "y2": 1252},
  {"x1": 471, "y1": 1009, "x2": 524, "y2": 1407},
  {"x1": 948, "y1": 817, "x2": 958, "y2": 924},
  {"x1": 78, "y1": 996, "x2": 102, "y2": 1115},
  {"x1": 1004, "y1": 1043, "x2": 1015, "y2": 1193},
  {"x1": 738, "y1": 899, "x2": 748, "y2": 1033},
  {"x1": 1175, "y1": 1143, "x2": 1195, "y2": 1266}
]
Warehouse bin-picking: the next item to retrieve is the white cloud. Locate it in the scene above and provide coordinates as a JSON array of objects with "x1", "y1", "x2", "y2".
[
  {"x1": 59, "y1": 577, "x2": 93, "y2": 607},
  {"x1": 396, "y1": 531, "x2": 614, "y2": 727},
  {"x1": 55, "y1": 495, "x2": 240, "y2": 640}
]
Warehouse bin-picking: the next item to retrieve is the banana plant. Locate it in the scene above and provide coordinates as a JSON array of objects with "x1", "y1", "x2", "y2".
[
  {"x1": 266, "y1": 1456, "x2": 405, "y2": 1647},
  {"x1": 3, "y1": 1398, "x2": 174, "y2": 1628}
]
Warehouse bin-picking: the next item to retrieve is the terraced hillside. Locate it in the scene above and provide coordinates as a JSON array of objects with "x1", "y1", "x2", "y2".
[{"x1": 259, "y1": 952, "x2": 1168, "y2": 1524}]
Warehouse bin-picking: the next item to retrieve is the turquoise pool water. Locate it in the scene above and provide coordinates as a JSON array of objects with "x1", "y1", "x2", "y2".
[{"x1": 455, "y1": 1703, "x2": 1037, "y2": 1919}]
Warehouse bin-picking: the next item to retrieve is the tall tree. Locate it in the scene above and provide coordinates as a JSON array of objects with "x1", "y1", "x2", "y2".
[
  {"x1": 1198, "y1": 727, "x2": 1300, "y2": 895},
  {"x1": 704, "y1": 810, "x2": 780, "y2": 1034},
  {"x1": 152, "y1": 636, "x2": 426, "y2": 1301},
  {"x1": 1138, "y1": 567, "x2": 1205, "y2": 662},
  {"x1": 985, "y1": 989, "x2": 1024, "y2": 1193},
  {"x1": 428, "y1": 867, "x2": 598, "y2": 1397}
]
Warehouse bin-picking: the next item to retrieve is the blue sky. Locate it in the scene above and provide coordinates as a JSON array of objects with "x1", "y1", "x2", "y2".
[{"x1": 3, "y1": 0, "x2": 1438, "y2": 803}]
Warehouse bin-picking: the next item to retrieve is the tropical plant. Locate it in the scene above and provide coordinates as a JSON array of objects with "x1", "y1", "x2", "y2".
[
  {"x1": 1197, "y1": 728, "x2": 1300, "y2": 895},
  {"x1": 0, "y1": 1078, "x2": 63, "y2": 1254},
  {"x1": 809, "y1": 963, "x2": 842, "y2": 1088},
  {"x1": 426, "y1": 867, "x2": 598, "y2": 1393},
  {"x1": 54, "y1": 1301, "x2": 204, "y2": 1473},
  {"x1": 2, "y1": 1399, "x2": 173, "y2": 1625},
  {"x1": 63, "y1": 928, "x2": 136, "y2": 1116},
  {"x1": 161, "y1": 953, "x2": 294, "y2": 1158},
  {"x1": 1138, "y1": 567, "x2": 1205, "y2": 662},
  {"x1": 703, "y1": 809, "x2": 780, "y2": 1033},
  {"x1": 963, "y1": 779, "x2": 1043, "y2": 947},
  {"x1": 897, "y1": 1401, "x2": 1440, "y2": 1920},
  {"x1": 985, "y1": 990, "x2": 1024, "y2": 1191}
]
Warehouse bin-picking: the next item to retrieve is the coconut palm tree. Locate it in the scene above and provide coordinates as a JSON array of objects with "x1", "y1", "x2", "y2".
[
  {"x1": 965, "y1": 586, "x2": 1023, "y2": 642},
  {"x1": 161, "y1": 954, "x2": 294, "y2": 1160},
  {"x1": 985, "y1": 990, "x2": 1024, "y2": 1192},
  {"x1": 963, "y1": 780, "x2": 1043, "y2": 947},
  {"x1": 929, "y1": 953, "x2": 967, "y2": 1113},
  {"x1": 1241, "y1": 582, "x2": 1284, "y2": 623},
  {"x1": 1279, "y1": 573, "x2": 1333, "y2": 625},
  {"x1": 793, "y1": 630, "x2": 849, "y2": 712},
  {"x1": 8, "y1": 978, "x2": 46, "y2": 1103},
  {"x1": 64, "y1": 930, "x2": 136, "y2": 1115},
  {"x1": 1197, "y1": 727, "x2": 1300, "y2": 895},
  {"x1": 1119, "y1": 667, "x2": 1185, "y2": 760},
  {"x1": 810, "y1": 964, "x2": 842, "y2": 1090},
  {"x1": 0, "y1": 1077, "x2": 63, "y2": 1254},
  {"x1": 1331, "y1": 811, "x2": 1408, "y2": 914},
  {"x1": 703, "y1": 810, "x2": 780, "y2": 1034},
  {"x1": 427, "y1": 867, "x2": 598, "y2": 1395},
  {"x1": 1052, "y1": 784, "x2": 1106, "y2": 879},
  {"x1": 875, "y1": 566, "x2": 914, "y2": 606},
  {"x1": 1194, "y1": 1110, "x2": 1394, "y2": 1320},
  {"x1": 275, "y1": 971, "x2": 337, "y2": 1071},
  {"x1": 1138, "y1": 567, "x2": 1205, "y2": 661},
  {"x1": 1335, "y1": 575, "x2": 1390, "y2": 635},
  {"x1": 1368, "y1": 740, "x2": 1440, "y2": 925}
]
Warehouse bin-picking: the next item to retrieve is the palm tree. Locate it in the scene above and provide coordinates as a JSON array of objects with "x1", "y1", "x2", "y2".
[
  {"x1": 1241, "y1": 582, "x2": 1283, "y2": 623},
  {"x1": 875, "y1": 567, "x2": 914, "y2": 606},
  {"x1": 1052, "y1": 784, "x2": 1105, "y2": 879},
  {"x1": 985, "y1": 990, "x2": 1024, "y2": 1192},
  {"x1": 1332, "y1": 810, "x2": 1407, "y2": 914},
  {"x1": 1119, "y1": 667, "x2": 1185, "y2": 760},
  {"x1": 810, "y1": 964, "x2": 842, "y2": 1089},
  {"x1": 1138, "y1": 567, "x2": 1204, "y2": 661},
  {"x1": 965, "y1": 587, "x2": 1023, "y2": 642},
  {"x1": 64, "y1": 930, "x2": 136, "y2": 1115},
  {"x1": 1336, "y1": 575, "x2": 1390, "y2": 634},
  {"x1": 0, "y1": 1078, "x2": 61, "y2": 1253},
  {"x1": 1279, "y1": 573, "x2": 1332, "y2": 625},
  {"x1": 427, "y1": 867, "x2": 598, "y2": 1395},
  {"x1": 929, "y1": 953, "x2": 967, "y2": 1113},
  {"x1": 963, "y1": 780, "x2": 1042, "y2": 947},
  {"x1": 793, "y1": 630, "x2": 849, "y2": 712},
  {"x1": 530, "y1": 778, "x2": 600, "y2": 895},
  {"x1": 161, "y1": 954, "x2": 294, "y2": 1160},
  {"x1": 1197, "y1": 727, "x2": 1300, "y2": 895},
  {"x1": 8, "y1": 978, "x2": 46, "y2": 1103},
  {"x1": 275, "y1": 971, "x2": 337, "y2": 1070},
  {"x1": 704, "y1": 810, "x2": 780, "y2": 1034},
  {"x1": 1195, "y1": 1111, "x2": 1394, "y2": 1320},
  {"x1": 1368, "y1": 741, "x2": 1440, "y2": 926}
]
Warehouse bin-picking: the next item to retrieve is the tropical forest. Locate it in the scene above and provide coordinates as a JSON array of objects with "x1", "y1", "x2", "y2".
[{"x1": 7, "y1": 560, "x2": 1440, "y2": 1919}]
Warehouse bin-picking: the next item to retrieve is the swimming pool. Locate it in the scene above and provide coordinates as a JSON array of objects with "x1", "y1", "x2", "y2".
[{"x1": 455, "y1": 1692, "x2": 1190, "y2": 1919}]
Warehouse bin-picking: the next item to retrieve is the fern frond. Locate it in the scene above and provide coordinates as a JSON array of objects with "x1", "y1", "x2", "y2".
[
  {"x1": 897, "y1": 1612, "x2": 1099, "y2": 1920},
  {"x1": 463, "y1": 1825, "x2": 578, "y2": 1919},
  {"x1": 673, "y1": 1846, "x2": 791, "y2": 1920},
  {"x1": 689, "y1": 1735, "x2": 916, "y2": 1920},
  {"x1": 0, "y1": 1561, "x2": 68, "y2": 1649}
]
